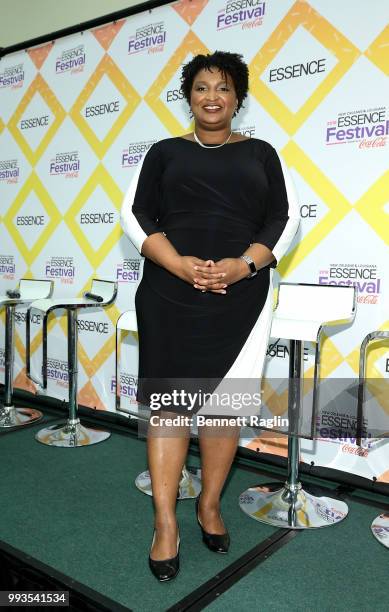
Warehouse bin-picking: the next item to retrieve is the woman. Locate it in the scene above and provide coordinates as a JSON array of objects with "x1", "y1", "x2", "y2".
[{"x1": 120, "y1": 51, "x2": 299, "y2": 581}]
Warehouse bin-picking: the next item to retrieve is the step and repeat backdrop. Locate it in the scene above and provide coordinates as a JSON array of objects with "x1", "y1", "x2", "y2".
[{"x1": 0, "y1": 0, "x2": 388, "y2": 482}]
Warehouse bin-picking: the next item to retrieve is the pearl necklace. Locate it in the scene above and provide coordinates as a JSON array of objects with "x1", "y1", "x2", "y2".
[{"x1": 193, "y1": 130, "x2": 233, "y2": 148}]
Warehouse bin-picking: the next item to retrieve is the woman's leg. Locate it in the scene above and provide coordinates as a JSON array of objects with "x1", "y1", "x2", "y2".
[
  {"x1": 147, "y1": 411, "x2": 190, "y2": 559},
  {"x1": 197, "y1": 421, "x2": 241, "y2": 533}
]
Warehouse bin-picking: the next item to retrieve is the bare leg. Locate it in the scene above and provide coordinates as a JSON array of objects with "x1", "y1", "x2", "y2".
[
  {"x1": 197, "y1": 421, "x2": 241, "y2": 533},
  {"x1": 147, "y1": 411, "x2": 190, "y2": 559}
]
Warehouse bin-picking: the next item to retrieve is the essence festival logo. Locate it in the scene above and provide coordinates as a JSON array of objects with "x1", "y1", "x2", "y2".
[
  {"x1": 47, "y1": 358, "x2": 68, "y2": 388},
  {"x1": 111, "y1": 372, "x2": 138, "y2": 402},
  {"x1": 121, "y1": 140, "x2": 155, "y2": 169},
  {"x1": 0, "y1": 159, "x2": 20, "y2": 184},
  {"x1": 116, "y1": 258, "x2": 141, "y2": 283},
  {"x1": 269, "y1": 58, "x2": 326, "y2": 82},
  {"x1": 0, "y1": 349, "x2": 4, "y2": 370},
  {"x1": 0, "y1": 63, "x2": 24, "y2": 89},
  {"x1": 326, "y1": 107, "x2": 388, "y2": 149},
  {"x1": 128, "y1": 21, "x2": 166, "y2": 55},
  {"x1": 77, "y1": 319, "x2": 109, "y2": 334},
  {"x1": 45, "y1": 256, "x2": 75, "y2": 285},
  {"x1": 50, "y1": 151, "x2": 80, "y2": 179},
  {"x1": 217, "y1": 0, "x2": 266, "y2": 31},
  {"x1": 0, "y1": 255, "x2": 15, "y2": 280},
  {"x1": 319, "y1": 263, "x2": 381, "y2": 304},
  {"x1": 55, "y1": 44, "x2": 85, "y2": 74},
  {"x1": 316, "y1": 413, "x2": 373, "y2": 454}
]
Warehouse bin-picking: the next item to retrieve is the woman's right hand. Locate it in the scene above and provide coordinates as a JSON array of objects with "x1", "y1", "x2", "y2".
[{"x1": 172, "y1": 256, "x2": 227, "y2": 294}]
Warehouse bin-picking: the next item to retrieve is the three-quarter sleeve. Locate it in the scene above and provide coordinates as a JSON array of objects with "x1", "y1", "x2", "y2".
[
  {"x1": 120, "y1": 142, "x2": 164, "y2": 255},
  {"x1": 252, "y1": 145, "x2": 300, "y2": 268}
]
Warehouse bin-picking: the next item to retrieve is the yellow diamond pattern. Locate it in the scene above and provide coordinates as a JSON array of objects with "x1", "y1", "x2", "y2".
[{"x1": 8, "y1": 73, "x2": 66, "y2": 166}]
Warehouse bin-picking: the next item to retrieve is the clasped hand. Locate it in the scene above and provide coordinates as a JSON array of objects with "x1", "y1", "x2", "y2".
[{"x1": 178, "y1": 256, "x2": 248, "y2": 294}]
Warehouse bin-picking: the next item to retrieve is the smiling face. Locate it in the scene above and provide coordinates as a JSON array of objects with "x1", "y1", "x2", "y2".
[{"x1": 190, "y1": 67, "x2": 238, "y2": 128}]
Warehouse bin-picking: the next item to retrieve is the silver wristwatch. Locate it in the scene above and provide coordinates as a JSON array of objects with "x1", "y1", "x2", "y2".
[{"x1": 240, "y1": 255, "x2": 257, "y2": 278}]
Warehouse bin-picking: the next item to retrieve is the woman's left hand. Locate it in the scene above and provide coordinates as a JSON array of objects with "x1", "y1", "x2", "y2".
[{"x1": 193, "y1": 258, "x2": 249, "y2": 292}]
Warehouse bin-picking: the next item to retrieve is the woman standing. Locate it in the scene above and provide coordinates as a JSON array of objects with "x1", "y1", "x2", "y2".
[{"x1": 121, "y1": 51, "x2": 299, "y2": 581}]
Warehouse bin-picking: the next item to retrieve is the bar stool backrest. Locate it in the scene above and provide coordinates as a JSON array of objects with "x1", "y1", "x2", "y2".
[
  {"x1": 90, "y1": 279, "x2": 117, "y2": 305},
  {"x1": 117, "y1": 310, "x2": 137, "y2": 332},
  {"x1": 275, "y1": 283, "x2": 356, "y2": 326},
  {"x1": 19, "y1": 279, "x2": 53, "y2": 300}
]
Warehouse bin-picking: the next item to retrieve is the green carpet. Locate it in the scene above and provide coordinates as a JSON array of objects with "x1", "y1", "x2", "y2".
[
  {"x1": 0, "y1": 412, "x2": 280, "y2": 611},
  {"x1": 207, "y1": 497, "x2": 389, "y2": 612}
]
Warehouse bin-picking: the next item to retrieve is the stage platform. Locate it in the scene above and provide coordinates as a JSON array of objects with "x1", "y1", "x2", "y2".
[{"x1": 0, "y1": 401, "x2": 388, "y2": 611}]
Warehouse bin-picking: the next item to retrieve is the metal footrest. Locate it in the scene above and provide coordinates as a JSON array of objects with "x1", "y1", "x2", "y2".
[
  {"x1": 35, "y1": 418, "x2": 111, "y2": 447},
  {"x1": 0, "y1": 405, "x2": 43, "y2": 428},
  {"x1": 135, "y1": 465, "x2": 202, "y2": 499},
  {"x1": 239, "y1": 482, "x2": 349, "y2": 529}
]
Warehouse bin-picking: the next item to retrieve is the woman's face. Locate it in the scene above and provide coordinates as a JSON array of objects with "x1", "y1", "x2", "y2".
[{"x1": 190, "y1": 67, "x2": 238, "y2": 127}]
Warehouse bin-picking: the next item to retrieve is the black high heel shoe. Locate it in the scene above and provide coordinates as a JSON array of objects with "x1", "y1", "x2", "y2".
[
  {"x1": 148, "y1": 527, "x2": 180, "y2": 582},
  {"x1": 195, "y1": 494, "x2": 230, "y2": 554}
]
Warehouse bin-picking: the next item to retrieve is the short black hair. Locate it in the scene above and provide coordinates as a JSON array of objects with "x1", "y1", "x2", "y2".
[{"x1": 180, "y1": 51, "x2": 249, "y2": 118}]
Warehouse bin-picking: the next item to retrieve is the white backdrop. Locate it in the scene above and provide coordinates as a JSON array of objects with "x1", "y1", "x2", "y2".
[{"x1": 0, "y1": 0, "x2": 388, "y2": 482}]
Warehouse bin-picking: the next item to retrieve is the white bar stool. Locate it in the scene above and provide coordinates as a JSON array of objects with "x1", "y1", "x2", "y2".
[
  {"x1": 358, "y1": 329, "x2": 389, "y2": 548},
  {"x1": 0, "y1": 279, "x2": 53, "y2": 428},
  {"x1": 239, "y1": 282, "x2": 356, "y2": 529},
  {"x1": 116, "y1": 309, "x2": 201, "y2": 499},
  {"x1": 26, "y1": 279, "x2": 117, "y2": 447}
]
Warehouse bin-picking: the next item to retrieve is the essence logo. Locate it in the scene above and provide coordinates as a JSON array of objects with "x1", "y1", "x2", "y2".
[
  {"x1": 56, "y1": 45, "x2": 85, "y2": 74},
  {"x1": 326, "y1": 107, "x2": 388, "y2": 148},
  {"x1": 16, "y1": 215, "x2": 45, "y2": 226},
  {"x1": 20, "y1": 115, "x2": 49, "y2": 130},
  {"x1": 116, "y1": 259, "x2": 141, "y2": 283},
  {"x1": 217, "y1": 0, "x2": 265, "y2": 31},
  {"x1": 0, "y1": 255, "x2": 15, "y2": 280},
  {"x1": 0, "y1": 159, "x2": 20, "y2": 184},
  {"x1": 45, "y1": 256, "x2": 75, "y2": 285},
  {"x1": 128, "y1": 21, "x2": 166, "y2": 55},
  {"x1": 319, "y1": 264, "x2": 381, "y2": 304},
  {"x1": 267, "y1": 342, "x2": 309, "y2": 361},
  {"x1": 50, "y1": 151, "x2": 80, "y2": 178},
  {"x1": 0, "y1": 349, "x2": 4, "y2": 369},
  {"x1": 15, "y1": 311, "x2": 42, "y2": 325},
  {"x1": 79, "y1": 212, "x2": 115, "y2": 224},
  {"x1": 77, "y1": 320, "x2": 109, "y2": 334},
  {"x1": 122, "y1": 142, "x2": 154, "y2": 168},
  {"x1": 269, "y1": 58, "x2": 326, "y2": 82},
  {"x1": 84, "y1": 100, "x2": 120, "y2": 118},
  {"x1": 0, "y1": 63, "x2": 24, "y2": 89}
]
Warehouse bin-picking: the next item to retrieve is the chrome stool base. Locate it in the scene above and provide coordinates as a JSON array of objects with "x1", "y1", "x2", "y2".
[
  {"x1": 371, "y1": 513, "x2": 389, "y2": 548},
  {"x1": 0, "y1": 405, "x2": 43, "y2": 428},
  {"x1": 239, "y1": 482, "x2": 349, "y2": 529},
  {"x1": 35, "y1": 419, "x2": 111, "y2": 447},
  {"x1": 135, "y1": 465, "x2": 202, "y2": 499}
]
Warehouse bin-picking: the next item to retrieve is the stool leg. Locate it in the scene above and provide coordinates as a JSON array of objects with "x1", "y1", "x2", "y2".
[
  {"x1": 239, "y1": 339, "x2": 349, "y2": 528},
  {"x1": 359, "y1": 331, "x2": 389, "y2": 549},
  {"x1": 115, "y1": 328, "x2": 201, "y2": 498},
  {"x1": 35, "y1": 308, "x2": 111, "y2": 447},
  {"x1": 0, "y1": 305, "x2": 42, "y2": 428}
]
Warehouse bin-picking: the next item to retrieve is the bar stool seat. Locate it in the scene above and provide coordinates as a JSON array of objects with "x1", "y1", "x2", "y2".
[
  {"x1": 358, "y1": 329, "x2": 389, "y2": 548},
  {"x1": 239, "y1": 283, "x2": 356, "y2": 529},
  {"x1": 0, "y1": 279, "x2": 53, "y2": 428},
  {"x1": 116, "y1": 309, "x2": 201, "y2": 499},
  {"x1": 26, "y1": 279, "x2": 117, "y2": 447}
]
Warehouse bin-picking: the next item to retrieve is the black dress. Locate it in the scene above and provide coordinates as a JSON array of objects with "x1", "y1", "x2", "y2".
[{"x1": 120, "y1": 136, "x2": 299, "y2": 417}]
